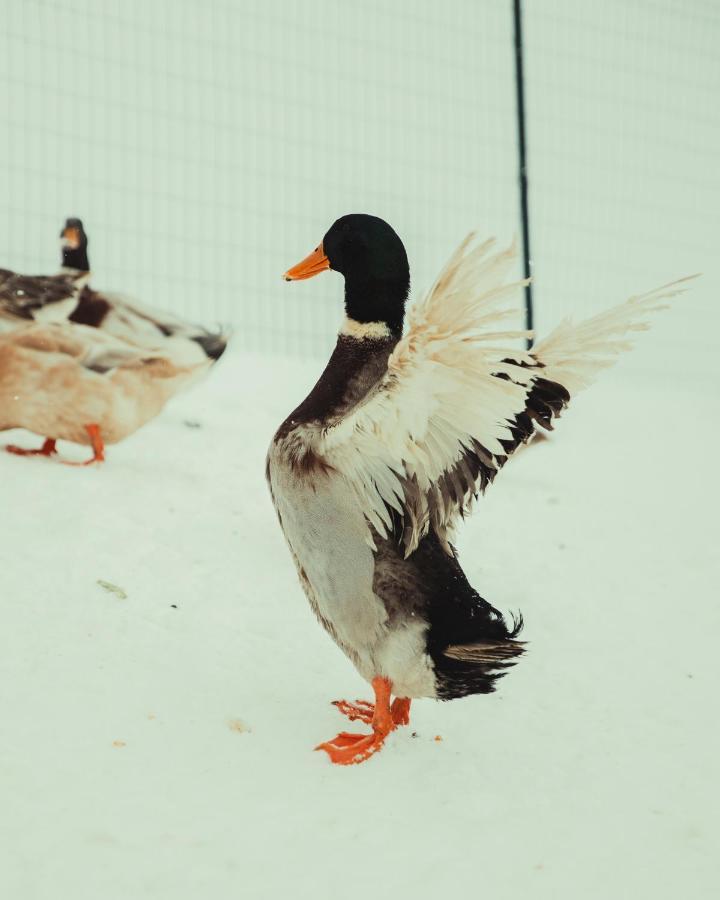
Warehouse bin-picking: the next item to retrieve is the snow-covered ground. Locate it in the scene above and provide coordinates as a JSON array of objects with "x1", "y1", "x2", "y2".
[{"x1": 1, "y1": 344, "x2": 717, "y2": 900}]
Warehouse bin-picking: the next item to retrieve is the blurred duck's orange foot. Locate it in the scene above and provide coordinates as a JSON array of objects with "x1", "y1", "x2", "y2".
[
  {"x1": 61, "y1": 424, "x2": 105, "y2": 467},
  {"x1": 317, "y1": 677, "x2": 411, "y2": 765},
  {"x1": 5, "y1": 438, "x2": 57, "y2": 458}
]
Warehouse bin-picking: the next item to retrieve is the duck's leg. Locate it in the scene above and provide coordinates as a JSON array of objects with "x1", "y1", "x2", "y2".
[
  {"x1": 62, "y1": 424, "x2": 105, "y2": 466},
  {"x1": 391, "y1": 697, "x2": 412, "y2": 726},
  {"x1": 317, "y1": 677, "x2": 399, "y2": 765},
  {"x1": 332, "y1": 695, "x2": 412, "y2": 727},
  {"x1": 5, "y1": 438, "x2": 58, "y2": 457}
]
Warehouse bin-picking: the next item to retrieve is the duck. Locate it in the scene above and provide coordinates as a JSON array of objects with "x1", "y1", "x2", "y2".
[
  {"x1": 0, "y1": 219, "x2": 90, "y2": 332},
  {"x1": 1, "y1": 218, "x2": 229, "y2": 463},
  {"x1": 2, "y1": 218, "x2": 228, "y2": 361},
  {"x1": 61, "y1": 218, "x2": 227, "y2": 359},
  {"x1": 59, "y1": 217, "x2": 93, "y2": 284},
  {"x1": 0, "y1": 321, "x2": 215, "y2": 465},
  {"x1": 266, "y1": 213, "x2": 693, "y2": 766}
]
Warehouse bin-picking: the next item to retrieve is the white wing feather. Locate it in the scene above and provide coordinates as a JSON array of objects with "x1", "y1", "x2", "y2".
[{"x1": 533, "y1": 276, "x2": 697, "y2": 393}]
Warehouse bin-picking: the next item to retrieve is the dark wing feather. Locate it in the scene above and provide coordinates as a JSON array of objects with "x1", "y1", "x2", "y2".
[{"x1": 0, "y1": 268, "x2": 81, "y2": 320}]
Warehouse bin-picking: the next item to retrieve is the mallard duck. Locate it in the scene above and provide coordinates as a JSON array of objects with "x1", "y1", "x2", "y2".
[
  {"x1": 60, "y1": 219, "x2": 226, "y2": 359},
  {"x1": 1, "y1": 218, "x2": 229, "y2": 462},
  {"x1": 59, "y1": 217, "x2": 92, "y2": 282},
  {"x1": 266, "y1": 213, "x2": 692, "y2": 766},
  {"x1": 2, "y1": 218, "x2": 227, "y2": 361},
  {"x1": 0, "y1": 322, "x2": 214, "y2": 464},
  {"x1": 0, "y1": 219, "x2": 90, "y2": 331}
]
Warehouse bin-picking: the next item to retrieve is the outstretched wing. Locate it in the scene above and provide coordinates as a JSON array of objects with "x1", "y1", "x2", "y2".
[
  {"x1": 531, "y1": 277, "x2": 695, "y2": 391},
  {"x1": 313, "y1": 236, "x2": 692, "y2": 557}
]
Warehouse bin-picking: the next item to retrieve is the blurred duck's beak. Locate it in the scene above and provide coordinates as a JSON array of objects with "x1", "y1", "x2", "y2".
[
  {"x1": 61, "y1": 226, "x2": 81, "y2": 249},
  {"x1": 283, "y1": 243, "x2": 330, "y2": 281}
]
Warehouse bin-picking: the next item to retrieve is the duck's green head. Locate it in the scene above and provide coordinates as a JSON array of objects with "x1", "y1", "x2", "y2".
[{"x1": 284, "y1": 214, "x2": 410, "y2": 338}]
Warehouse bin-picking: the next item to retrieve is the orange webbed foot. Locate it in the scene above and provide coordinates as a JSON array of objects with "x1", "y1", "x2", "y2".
[
  {"x1": 315, "y1": 731, "x2": 387, "y2": 765},
  {"x1": 5, "y1": 438, "x2": 57, "y2": 458},
  {"x1": 332, "y1": 696, "x2": 412, "y2": 727},
  {"x1": 332, "y1": 698, "x2": 375, "y2": 725},
  {"x1": 317, "y1": 677, "x2": 402, "y2": 766}
]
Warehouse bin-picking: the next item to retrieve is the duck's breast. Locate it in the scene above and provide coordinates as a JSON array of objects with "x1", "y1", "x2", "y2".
[{"x1": 266, "y1": 430, "x2": 388, "y2": 675}]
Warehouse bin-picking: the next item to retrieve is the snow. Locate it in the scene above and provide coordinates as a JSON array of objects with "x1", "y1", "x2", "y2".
[{"x1": 1, "y1": 344, "x2": 718, "y2": 900}]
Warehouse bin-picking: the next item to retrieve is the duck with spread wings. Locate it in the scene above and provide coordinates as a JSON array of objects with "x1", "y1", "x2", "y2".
[{"x1": 266, "y1": 214, "x2": 692, "y2": 766}]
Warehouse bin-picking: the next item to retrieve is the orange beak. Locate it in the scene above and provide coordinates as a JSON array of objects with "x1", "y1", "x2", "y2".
[
  {"x1": 283, "y1": 243, "x2": 330, "y2": 281},
  {"x1": 62, "y1": 226, "x2": 81, "y2": 249}
]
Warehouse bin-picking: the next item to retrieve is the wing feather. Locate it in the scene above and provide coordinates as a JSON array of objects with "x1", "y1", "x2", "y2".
[
  {"x1": 0, "y1": 269, "x2": 82, "y2": 327},
  {"x1": 314, "y1": 238, "x2": 694, "y2": 556}
]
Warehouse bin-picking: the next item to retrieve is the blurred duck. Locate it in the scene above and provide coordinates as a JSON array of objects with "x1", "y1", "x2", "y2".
[
  {"x1": 267, "y1": 214, "x2": 694, "y2": 765},
  {"x1": 59, "y1": 217, "x2": 92, "y2": 282},
  {"x1": 1, "y1": 217, "x2": 228, "y2": 361},
  {"x1": 0, "y1": 322, "x2": 216, "y2": 465},
  {"x1": 66, "y1": 218, "x2": 227, "y2": 359},
  {"x1": 0, "y1": 217, "x2": 229, "y2": 463},
  {"x1": 0, "y1": 219, "x2": 90, "y2": 330}
]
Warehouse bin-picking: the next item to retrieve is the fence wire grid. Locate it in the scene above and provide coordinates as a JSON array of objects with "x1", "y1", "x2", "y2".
[{"x1": 1, "y1": 0, "x2": 718, "y2": 375}]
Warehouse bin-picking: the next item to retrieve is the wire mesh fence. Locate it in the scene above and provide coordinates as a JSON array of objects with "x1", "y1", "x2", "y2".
[
  {"x1": 1, "y1": 0, "x2": 718, "y2": 372},
  {"x1": 523, "y1": 1, "x2": 719, "y2": 377}
]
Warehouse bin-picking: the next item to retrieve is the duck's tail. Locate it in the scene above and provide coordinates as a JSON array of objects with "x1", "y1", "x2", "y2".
[
  {"x1": 437, "y1": 634, "x2": 526, "y2": 699},
  {"x1": 432, "y1": 608, "x2": 526, "y2": 700},
  {"x1": 95, "y1": 290, "x2": 231, "y2": 361},
  {"x1": 531, "y1": 275, "x2": 699, "y2": 393},
  {"x1": 190, "y1": 328, "x2": 230, "y2": 362}
]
